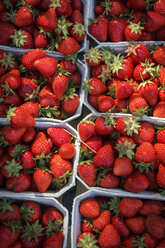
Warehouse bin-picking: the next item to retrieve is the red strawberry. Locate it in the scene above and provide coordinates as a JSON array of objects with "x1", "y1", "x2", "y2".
[
  {"x1": 47, "y1": 127, "x2": 71, "y2": 147},
  {"x1": 78, "y1": 162, "x2": 97, "y2": 187},
  {"x1": 128, "y1": 44, "x2": 149, "y2": 64},
  {"x1": 94, "y1": 145, "x2": 114, "y2": 168},
  {"x1": 81, "y1": 135, "x2": 103, "y2": 154},
  {"x1": 37, "y1": 8, "x2": 57, "y2": 31},
  {"x1": 10, "y1": 30, "x2": 33, "y2": 49},
  {"x1": 145, "y1": 215, "x2": 165, "y2": 240},
  {"x1": 160, "y1": 67, "x2": 165, "y2": 86},
  {"x1": 8, "y1": 241, "x2": 22, "y2": 248},
  {"x1": 83, "y1": 77, "x2": 107, "y2": 95},
  {"x1": 89, "y1": 19, "x2": 108, "y2": 42},
  {"x1": 154, "y1": 0, "x2": 165, "y2": 16},
  {"x1": 119, "y1": 197, "x2": 143, "y2": 217},
  {"x1": 156, "y1": 27, "x2": 165, "y2": 41},
  {"x1": 71, "y1": 23, "x2": 86, "y2": 42},
  {"x1": 49, "y1": 154, "x2": 72, "y2": 179},
  {"x1": 0, "y1": 22, "x2": 15, "y2": 46},
  {"x1": 14, "y1": 7, "x2": 33, "y2": 27},
  {"x1": 81, "y1": 221, "x2": 93, "y2": 233},
  {"x1": 18, "y1": 78, "x2": 38, "y2": 100},
  {"x1": 126, "y1": 0, "x2": 147, "y2": 10},
  {"x1": 153, "y1": 101, "x2": 165, "y2": 118},
  {"x1": 19, "y1": 102, "x2": 39, "y2": 118},
  {"x1": 141, "y1": 233, "x2": 158, "y2": 248},
  {"x1": 21, "y1": 49, "x2": 47, "y2": 71},
  {"x1": 21, "y1": 201, "x2": 41, "y2": 224},
  {"x1": 31, "y1": 131, "x2": 52, "y2": 156},
  {"x1": 133, "y1": 121, "x2": 155, "y2": 145},
  {"x1": 99, "y1": 172, "x2": 119, "y2": 188},
  {"x1": 153, "y1": 45, "x2": 165, "y2": 66},
  {"x1": 157, "y1": 239, "x2": 165, "y2": 248},
  {"x1": 79, "y1": 198, "x2": 100, "y2": 218},
  {"x1": 116, "y1": 117, "x2": 140, "y2": 137},
  {"x1": 61, "y1": 94, "x2": 80, "y2": 115},
  {"x1": 78, "y1": 121, "x2": 95, "y2": 142},
  {"x1": 138, "y1": 82, "x2": 158, "y2": 106},
  {"x1": 98, "y1": 224, "x2": 120, "y2": 248},
  {"x1": 52, "y1": 74, "x2": 69, "y2": 100},
  {"x1": 157, "y1": 164, "x2": 165, "y2": 188},
  {"x1": 95, "y1": 116, "x2": 114, "y2": 135},
  {"x1": 33, "y1": 29, "x2": 49, "y2": 48},
  {"x1": 115, "y1": 80, "x2": 134, "y2": 99},
  {"x1": 145, "y1": 11, "x2": 165, "y2": 32},
  {"x1": 102, "y1": 0, "x2": 128, "y2": 16},
  {"x1": 139, "y1": 200, "x2": 163, "y2": 216},
  {"x1": 39, "y1": 85, "x2": 60, "y2": 108},
  {"x1": 112, "y1": 57, "x2": 134, "y2": 80},
  {"x1": 135, "y1": 142, "x2": 156, "y2": 165},
  {"x1": 145, "y1": 169, "x2": 158, "y2": 191},
  {"x1": 2, "y1": 69, "x2": 21, "y2": 90},
  {"x1": 113, "y1": 156, "x2": 133, "y2": 176},
  {"x1": 43, "y1": 231, "x2": 64, "y2": 248},
  {"x1": 57, "y1": 37, "x2": 80, "y2": 55},
  {"x1": 157, "y1": 129, "x2": 165, "y2": 144},
  {"x1": 93, "y1": 210, "x2": 111, "y2": 231},
  {"x1": 139, "y1": 31, "x2": 154, "y2": 41},
  {"x1": 33, "y1": 169, "x2": 52, "y2": 193},
  {"x1": 125, "y1": 22, "x2": 143, "y2": 41},
  {"x1": 42, "y1": 207, "x2": 62, "y2": 226},
  {"x1": 112, "y1": 216, "x2": 130, "y2": 238},
  {"x1": 129, "y1": 93, "x2": 148, "y2": 114},
  {"x1": 123, "y1": 171, "x2": 149, "y2": 193},
  {"x1": 131, "y1": 10, "x2": 145, "y2": 24},
  {"x1": 20, "y1": 151, "x2": 36, "y2": 169},
  {"x1": 0, "y1": 200, "x2": 22, "y2": 222},
  {"x1": 109, "y1": 18, "x2": 128, "y2": 42},
  {"x1": 126, "y1": 216, "x2": 145, "y2": 234},
  {"x1": 2, "y1": 126, "x2": 26, "y2": 145},
  {"x1": 115, "y1": 98, "x2": 128, "y2": 112},
  {"x1": 6, "y1": 171, "x2": 31, "y2": 192},
  {"x1": 0, "y1": 224, "x2": 19, "y2": 248},
  {"x1": 85, "y1": 47, "x2": 102, "y2": 67},
  {"x1": 154, "y1": 143, "x2": 165, "y2": 165},
  {"x1": 71, "y1": 9, "x2": 83, "y2": 24},
  {"x1": 59, "y1": 143, "x2": 76, "y2": 159},
  {"x1": 98, "y1": 95, "x2": 115, "y2": 112},
  {"x1": 22, "y1": 127, "x2": 36, "y2": 143},
  {"x1": 34, "y1": 57, "x2": 57, "y2": 77},
  {"x1": 60, "y1": 59, "x2": 77, "y2": 73}
]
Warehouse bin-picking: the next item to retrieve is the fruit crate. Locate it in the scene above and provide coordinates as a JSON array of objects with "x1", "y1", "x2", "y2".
[
  {"x1": 76, "y1": 113, "x2": 165, "y2": 193},
  {"x1": 0, "y1": 0, "x2": 88, "y2": 56},
  {"x1": 0, "y1": 121, "x2": 80, "y2": 198},
  {"x1": 0, "y1": 192, "x2": 68, "y2": 248},
  {"x1": 71, "y1": 189, "x2": 165, "y2": 248},
  {"x1": 0, "y1": 47, "x2": 85, "y2": 123},
  {"x1": 84, "y1": 42, "x2": 165, "y2": 123},
  {"x1": 87, "y1": 0, "x2": 165, "y2": 45}
]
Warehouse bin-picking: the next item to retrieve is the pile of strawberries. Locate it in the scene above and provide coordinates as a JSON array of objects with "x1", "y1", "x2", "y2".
[
  {"x1": 0, "y1": 124, "x2": 76, "y2": 193},
  {"x1": 84, "y1": 43, "x2": 165, "y2": 118},
  {"x1": 0, "y1": 0, "x2": 86, "y2": 55},
  {"x1": 78, "y1": 114, "x2": 165, "y2": 194},
  {"x1": 89, "y1": 0, "x2": 165, "y2": 42},
  {"x1": 0, "y1": 198, "x2": 65, "y2": 248},
  {"x1": 77, "y1": 196, "x2": 165, "y2": 247},
  {"x1": 0, "y1": 48, "x2": 82, "y2": 122}
]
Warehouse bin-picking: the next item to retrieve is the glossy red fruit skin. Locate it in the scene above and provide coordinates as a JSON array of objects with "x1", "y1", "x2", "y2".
[
  {"x1": 109, "y1": 18, "x2": 128, "y2": 42},
  {"x1": 79, "y1": 198, "x2": 100, "y2": 218},
  {"x1": 6, "y1": 172, "x2": 31, "y2": 192},
  {"x1": 21, "y1": 201, "x2": 41, "y2": 224},
  {"x1": 89, "y1": 20, "x2": 108, "y2": 42}
]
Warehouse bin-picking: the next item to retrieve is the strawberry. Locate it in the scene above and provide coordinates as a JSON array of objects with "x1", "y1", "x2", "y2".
[
  {"x1": 0, "y1": 224, "x2": 20, "y2": 248},
  {"x1": 84, "y1": 77, "x2": 107, "y2": 96},
  {"x1": 157, "y1": 239, "x2": 165, "y2": 248},
  {"x1": 153, "y1": 45, "x2": 165, "y2": 66},
  {"x1": 126, "y1": 216, "x2": 145, "y2": 234},
  {"x1": 77, "y1": 232, "x2": 98, "y2": 247},
  {"x1": 154, "y1": 0, "x2": 165, "y2": 16},
  {"x1": 112, "y1": 216, "x2": 130, "y2": 238},
  {"x1": 79, "y1": 198, "x2": 100, "y2": 218},
  {"x1": 0, "y1": 103, "x2": 7, "y2": 116},
  {"x1": 14, "y1": 7, "x2": 33, "y2": 27},
  {"x1": 125, "y1": 22, "x2": 143, "y2": 41},
  {"x1": 21, "y1": 201, "x2": 41, "y2": 224},
  {"x1": 139, "y1": 31, "x2": 154, "y2": 41},
  {"x1": 93, "y1": 210, "x2": 111, "y2": 231},
  {"x1": 154, "y1": 143, "x2": 165, "y2": 165},
  {"x1": 21, "y1": 49, "x2": 47, "y2": 71},
  {"x1": 119, "y1": 197, "x2": 143, "y2": 218},
  {"x1": 111, "y1": 56, "x2": 134, "y2": 80},
  {"x1": 139, "y1": 200, "x2": 163, "y2": 216},
  {"x1": 33, "y1": 29, "x2": 49, "y2": 48},
  {"x1": 61, "y1": 93, "x2": 80, "y2": 115},
  {"x1": 49, "y1": 154, "x2": 72, "y2": 179},
  {"x1": 145, "y1": 215, "x2": 165, "y2": 240},
  {"x1": 71, "y1": 9, "x2": 83, "y2": 24},
  {"x1": 47, "y1": 127, "x2": 71, "y2": 147},
  {"x1": 52, "y1": 74, "x2": 69, "y2": 100},
  {"x1": 17, "y1": 78, "x2": 38, "y2": 100},
  {"x1": 123, "y1": 171, "x2": 149, "y2": 193},
  {"x1": 59, "y1": 143, "x2": 76, "y2": 160},
  {"x1": 114, "y1": 136, "x2": 136, "y2": 159},
  {"x1": 20, "y1": 151, "x2": 36, "y2": 169},
  {"x1": 7, "y1": 106, "x2": 35, "y2": 128},
  {"x1": 33, "y1": 169, "x2": 52, "y2": 193},
  {"x1": 101, "y1": 0, "x2": 128, "y2": 16},
  {"x1": 128, "y1": 44, "x2": 149, "y2": 64},
  {"x1": 39, "y1": 85, "x2": 60, "y2": 108},
  {"x1": 145, "y1": 11, "x2": 165, "y2": 32},
  {"x1": 98, "y1": 224, "x2": 120, "y2": 248},
  {"x1": 0, "y1": 22, "x2": 15, "y2": 46},
  {"x1": 85, "y1": 47, "x2": 102, "y2": 67},
  {"x1": 2, "y1": 126, "x2": 26, "y2": 145},
  {"x1": 19, "y1": 102, "x2": 39, "y2": 118},
  {"x1": 95, "y1": 115, "x2": 115, "y2": 135},
  {"x1": 157, "y1": 164, "x2": 165, "y2": 188},
  {"x1": 10, "y1": 30, "x2": 33, "y2": 49},
  {"x1": 93, "y1": 145, "x2": 114, "y2": 168},
  {"x1": 1, "y1": 158, "x2": 22, "y2": 178},
  {"x1": 34, "y1": 57, "x2": 57, "y2": 77},
  {"x1": 71, "y1": 23, "x2": 86, "y2": 42},
  {"x1": 145, "y1": 169, "x2": 158, "y2": 191},
  {"x1": 108, "y1": 18, "x2": 128, "y2": 42},
  {"x1": 156, "y1": 26, "x2": 165, "y2": 40},
  {"x1": 131, "y1": 10, "x2": 145, "y2": 24},
  {"x1": 157, "y1": 129, "x2": 165, "y2": 144},
  {"x1": 81, "y1": 135, "x2": 103, "y2": 154},
  {"x1": 138, "y1": 82, "x2": 158, "y2": 106},
  {"x1": 135, "y1": 142, "x2": 156, "y2": 168},
  {"x1": 6, "y1": 171, "x2": 31, "y2": 192},
  {"x1": 115, "y1": 98, "x2": 128, "y2": 112},
  {"x1": 0, "y1": 199, "x2": 22, "y2": 222},
  {"x1": 8, "y1": 241, "x2": 22, "y2": 248},
  {"x1": 160, "y1": 67, "x2": 165, "y2": 86},
  {"x1": 89, "y1": 19, "x2": 108, "y2": 42},
  {"x1": 133, "y1": 121, "x2": 155, "y2": 145},
  {"x1": 153, "y1": 101, "x2": 165, "y2": 118},
  {"x1": 113, "y1": 156, "x2": 133, "y2": 177},
  {"x1": 78, "y1": 162, "x2": 97, "y2": 187},
  {"x1": 56, "y1": 0, "x2": 72, "y2": 17},
  {"x1": 116, "y1": 117, "x2": 140, "y2": 137},
  {"x1": 126, "y1": 0, "x2": 147, "y2": 10},
  {"x1": 98, "y1": 95, "x2": 115, "y2": 112},
  {"x1": 57, "y1": 37, "x2": 80, "y2": 55},
  {"x1": 22, "y1": 127, "x2": 36, "y2": 143},
  {"x1": 141, "y1": 233, "x2": 158, "y2": 248},
  {"x1": 37, "y1": 8, "x2": 57, "y2": 31},
  {"x1": 60, "y1": 59, "x2": 77, "y2": 74},
  {"x1": 25, "y1": 0, "x2": 40, "y2": 6},
  {"x1": 115, "y1": 81, "x2": 134, "y2": 99},
  {"x1": 42, "y1": 207, "x2": 62, "y2": 226},
  {"x1": 78, "y1": 121, "x2": 95, "y2": 142},
  {"x1": 72, "y1": 0, "x2": 82, "y2": 10},
  {"x1": 31, "y1": 132, "x2": 52, "y2": 156},
  {"x1": 99, "y1": 172, "x2": 119, "y2": 188}
]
